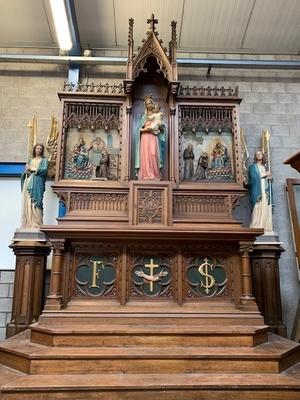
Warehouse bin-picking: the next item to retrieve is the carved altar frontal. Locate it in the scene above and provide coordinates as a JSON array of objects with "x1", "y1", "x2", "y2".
[{"x1": 68, "y1": 241, "x2": 233, "y2": 303}]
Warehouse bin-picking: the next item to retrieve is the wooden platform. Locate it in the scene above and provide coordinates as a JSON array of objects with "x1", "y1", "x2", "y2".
[
  {"x1": 0, "y1": 317, "x2": 300, "y2": 399},
  {"x1": 0, "y1": 369, "x2": 300, "y2": 400}
]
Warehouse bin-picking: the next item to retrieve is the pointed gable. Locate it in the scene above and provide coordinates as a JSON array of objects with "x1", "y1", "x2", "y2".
[{"x1": 127, "y1": 14, "x2": 176, "y2": 83}]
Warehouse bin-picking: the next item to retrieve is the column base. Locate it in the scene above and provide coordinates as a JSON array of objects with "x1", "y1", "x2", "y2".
[{"x1": 238, "y1": 296, "x2": 259, "y2": 311}]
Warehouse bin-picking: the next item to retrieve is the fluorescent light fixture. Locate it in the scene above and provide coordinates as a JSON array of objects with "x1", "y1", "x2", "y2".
[{"x1": 50, "y1": 0, "x2": 72, "y2": 51}]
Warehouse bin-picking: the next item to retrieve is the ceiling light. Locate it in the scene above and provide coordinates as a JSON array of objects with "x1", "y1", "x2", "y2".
[{"x1": 50, "y1": 0, "x2": 72, "y2": 51}]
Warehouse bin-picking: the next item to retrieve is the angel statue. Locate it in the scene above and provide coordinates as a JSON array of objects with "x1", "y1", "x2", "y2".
[
  {"x1": 21, "y1": 115, "x2": 59, "y2": 229},
  {"x1": 246, "y1": 130, "x2": 273, "y2": 233}
]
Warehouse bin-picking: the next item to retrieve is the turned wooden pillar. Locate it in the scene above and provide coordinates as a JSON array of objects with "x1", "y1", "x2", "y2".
[
  {"x1": 125, "y1": 105, "x2": 132, "y2": 181},
  {"x1": 169, "y1": 107, "x2": 176, "y2": 182},
  {"x1": 6, "y1": 240, "x2": 51, "y2": 338},
  {"x1": 238, "y1": 242, "x2": 258, "y2": 311},
  {"x1": 45, "y1": 239, "x2": 65, "y2": 310},
  {"x1": 251, "y1": 243, "x2": 287, "y2": 337}
]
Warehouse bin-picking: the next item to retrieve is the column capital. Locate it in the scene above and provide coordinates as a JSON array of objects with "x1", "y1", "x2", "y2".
[
  {"x1": 239, "y1": 241, "x2": 254, "y2": 255},
  {"x1": 49, "y1": 238, "x2": 66, "y2": 252}
]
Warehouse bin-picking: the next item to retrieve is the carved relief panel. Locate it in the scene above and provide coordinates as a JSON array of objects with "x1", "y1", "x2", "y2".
[
  {"x1": 58, "y1": 98, "x2": 126, "y2": 182},
  {"x1": 69, "y1": 244, "x2": 122, "y2": 300},
  {"x1": 185, "y1": 256, "x2": 228, "y2": 298},
  {"x1": 69, "y1": 191, "x2": 128, "y2": 216},
  {"x1": 130, "y1": 182, "x2": 172, "y2": 226},
  {"x1": 128, "y1": 245, "x2": 177, "y2": 300},
  {"x1": 66, "y1": 241, "x2": 237, "y2": 305},
  {"x1": 178, "y1": 105, "x2": 238, "y2": 183},
  {"x1": 182, "y1": 246, "x2": 235, "y2": 302},
  {"x1": 63, "y1": 103, "x2": 122, "y2": 180}
]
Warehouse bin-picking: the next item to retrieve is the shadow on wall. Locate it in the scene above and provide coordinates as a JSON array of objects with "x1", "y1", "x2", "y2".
[{"x1": 232, "y1": 194, "x2": 252, "y2": 227}]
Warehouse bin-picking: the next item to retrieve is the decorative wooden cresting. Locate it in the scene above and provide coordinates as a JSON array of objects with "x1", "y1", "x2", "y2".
[{"x1": 1, "y1": 16, "x2": 299, "y2": 399}]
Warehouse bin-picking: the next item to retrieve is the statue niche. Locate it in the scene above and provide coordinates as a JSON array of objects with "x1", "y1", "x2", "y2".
[{"x1": 131, "y1": 56, "x2": 169, "y2": 181}]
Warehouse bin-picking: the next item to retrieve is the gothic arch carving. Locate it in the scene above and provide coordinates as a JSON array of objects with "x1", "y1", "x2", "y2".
[{"x1": 126, "y1": 14, "x2": 178, "y2": 84}]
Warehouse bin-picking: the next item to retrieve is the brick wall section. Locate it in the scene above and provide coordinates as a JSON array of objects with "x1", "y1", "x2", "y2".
[
  {"x1": 0, "y1": 270, "x2": 14, "y2": 340},
  {"x1": 0, "y1": 63, "x2": 66, "y2": 162}
]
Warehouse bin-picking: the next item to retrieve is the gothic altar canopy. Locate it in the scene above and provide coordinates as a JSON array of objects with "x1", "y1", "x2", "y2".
[{"x1": 43, "y1": 15, "x2": 260, "y2": 314}]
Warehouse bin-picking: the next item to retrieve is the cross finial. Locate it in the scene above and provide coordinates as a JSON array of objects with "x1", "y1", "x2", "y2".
[{"x1": 147, "y1": 14, "x2": 158, "y2": 32}]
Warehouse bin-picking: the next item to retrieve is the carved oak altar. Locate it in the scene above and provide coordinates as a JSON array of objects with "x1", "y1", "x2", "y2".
[
  {"x1": 43, "y1": 15, "x2": 257, "y2": 315},
  {"x1": 1, "y1": 15, "x2": 299, "y2": 400}
]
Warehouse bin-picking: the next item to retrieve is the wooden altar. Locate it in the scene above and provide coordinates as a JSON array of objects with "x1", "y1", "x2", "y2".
[{"x1": 0, "y1": 15, "x2": 299, "y2": 400}]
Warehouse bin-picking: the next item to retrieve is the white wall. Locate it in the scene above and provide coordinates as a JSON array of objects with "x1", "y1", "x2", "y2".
[{"x1": 0, "y1": 178, "x2": 58, "y2": 269}]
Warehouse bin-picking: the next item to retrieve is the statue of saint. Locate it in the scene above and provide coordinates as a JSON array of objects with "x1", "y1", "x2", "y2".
[
  {"x1": 21, "y1": 144, "x2": 48, "y2": 228},
  {"x1": 247, "y1": 150, "x2": 273, "y2": 232},
  {"x1": 194, "y1": 152, "x2": 209, "y2": 180},
  {"x1": 183, "y1": 144, "x2": 195, "y2": 181},
  {"x1": 89, "y1": 137, "x2": 115, "y2": 180},
  {"x1": 211, "y1": 142, "x2": 230, "y2": 169},
  {"x1": 72, "y1": 137, "x2": 89, "y2": 170},
  {"x1": 135, "y1": 95, "x2": 166, "y2": 180}
]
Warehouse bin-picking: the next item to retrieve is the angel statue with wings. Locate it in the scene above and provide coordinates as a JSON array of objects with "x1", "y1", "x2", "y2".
[{"x1": 21, "y1": 115, "x2": 58, "y2": 229}]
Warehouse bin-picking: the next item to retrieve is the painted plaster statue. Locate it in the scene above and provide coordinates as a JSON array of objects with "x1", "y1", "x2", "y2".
[
  {"x1": 183, "y1": 144, "x2": 195, "y2": 180},
  {"x1": 89, "y1": 137, "x2": 114, "y2": 179},
  {"x1": 194, "y1": 152, "x2": 209, "y2": 180},
  {"x1": 21, "y1": 144, "x2": 48, "y2": 228},
  {"x1": 135, "y1": 95, "x2": 166, "y2": 180},
  {"x1": 247, "y1": 150, "x2": 273, "y2": 232},
  {"x1": 73, "y1": 137, "x2": 89, "y2": 170},
  {"x1": 151, "y1": 104, "x2": 164, "y2": 133},
  {"x1": 211, "y1": 142, "x2": 230, "y2": 169}
]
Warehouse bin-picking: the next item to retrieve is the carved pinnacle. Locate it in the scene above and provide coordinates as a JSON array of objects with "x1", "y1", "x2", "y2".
[
  {"x1": 128, "y1": 18, "x2": 134, "y2": 47},
  {"x1": 171, "y1": 20, "x2": 177, "y2": 44}
]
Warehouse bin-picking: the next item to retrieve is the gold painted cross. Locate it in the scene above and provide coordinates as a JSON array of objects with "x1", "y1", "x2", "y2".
[
  {"x1": 144, "y1": 258, "x2": 159, "y2": 292},
  {"x1": 147, "y1": 14, "x2": 158, "y2": 32}
]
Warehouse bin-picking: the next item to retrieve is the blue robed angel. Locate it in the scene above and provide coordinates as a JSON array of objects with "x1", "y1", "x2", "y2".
[
  {"x1": 21, "y1": 144, "x2": 48, "y2": 228},
  {"x1": 247, "y1": 150, "x2": 273, "y2": 232}
]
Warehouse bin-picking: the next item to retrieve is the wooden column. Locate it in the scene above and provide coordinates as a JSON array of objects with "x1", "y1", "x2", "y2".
[
  {"x1": 238, "y1": 242, "x2": 258, "y2": 311},
  {"x1": 125, "y1": 105, "x2": 132, "y2": 181},
  {"x1": 169, "y1": 107, "x2": 176, "y2": 182},
  {"x1": 45, "y1": 239, "x2": 65, "y2": 310},
  {"x1": 251, "y1": 243, "x2": 287, "y2": 337},
  {"x1": 6, "y1": 241, "x2": 50, "y2": 338}
]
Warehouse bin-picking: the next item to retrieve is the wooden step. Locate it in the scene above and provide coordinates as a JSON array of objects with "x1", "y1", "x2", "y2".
[
  {"x1": 39, "y1": 300, "x2": 264, "y2": 327},
  {"x1": 0, "y1": 365, "x2": 25, "y2": 387},
  {"x1": 30, "y1": 323, "x2": 269, "y2": 347},
  {"x1": 39, "y1": 311, "x2": 264, "y2": 326},
  {"x1": 0, "y1": 332, "x2": 299, "y2": 375},
  {"x1": 1, "y1": 370, "x2": 300, "y2": 400}
]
